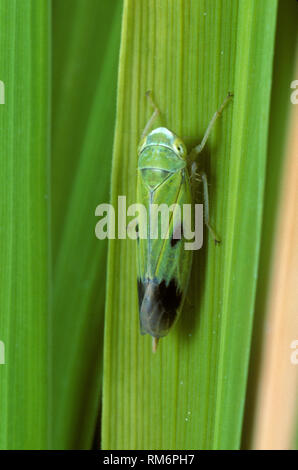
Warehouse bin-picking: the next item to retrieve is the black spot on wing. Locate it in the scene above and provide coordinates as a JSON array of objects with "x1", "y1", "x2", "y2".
[
  {"x1": 139, "y1": 278, "x2": 182, "y2": 338},
  {"x1": 159, "y1": 279, "x2": 182, "y2": 312}
]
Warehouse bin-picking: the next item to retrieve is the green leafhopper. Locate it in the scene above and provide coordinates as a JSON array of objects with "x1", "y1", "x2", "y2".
[{"x1": 136, "y1": 91, "x2": 233, "y2": 352}]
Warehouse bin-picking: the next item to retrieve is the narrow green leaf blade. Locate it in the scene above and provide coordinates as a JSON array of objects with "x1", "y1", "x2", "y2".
[
  {"x1": 52, "y1": 0, "x2": 122, "y2": 449},
  {"x1": 213, "y1": 0, "x2": 278, "y2": 448},
  {"x1": 0, "y1": 0, "x2": 51, "y2": 450}
]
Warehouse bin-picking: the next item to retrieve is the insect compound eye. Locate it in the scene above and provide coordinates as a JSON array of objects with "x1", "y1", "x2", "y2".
[{"x1": 173, "y1": 139, "x2": 186, "y2": 157}]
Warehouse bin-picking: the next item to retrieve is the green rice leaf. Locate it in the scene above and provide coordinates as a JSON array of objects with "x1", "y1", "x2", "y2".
[
  {"x1": 0, "y1": 0, "x2": 51, "y2": 450},
  {"x1": 102, "y1": 0, "x2": 278, "y2": 450},
  {"x1": 52, "y1": 0, "x2": 122, "y2": 449}
]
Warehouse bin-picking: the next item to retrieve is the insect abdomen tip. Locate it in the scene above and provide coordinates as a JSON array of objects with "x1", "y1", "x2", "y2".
[{"x1": 152, "y1": 337, "x2": 159, "y2": 353}]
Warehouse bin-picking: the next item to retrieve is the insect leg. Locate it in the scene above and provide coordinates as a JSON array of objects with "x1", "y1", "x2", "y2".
[
  {"x1": 190, "y1": 161, "x2": 201, "y2": 201},
  {"x1": 141, "y1": 90, "x2": 161, "y2": 139},
  {"x1": 199, "y1": 171, "x2": 221, "y2": 244},
  {"x1": 189, "y1": 92, "x2": 233, "y2": 160}
]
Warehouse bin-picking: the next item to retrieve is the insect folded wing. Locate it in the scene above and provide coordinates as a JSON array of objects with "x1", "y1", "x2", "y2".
[{"x1": 138, "y1": 279, "x2": 182, "y2": 338}]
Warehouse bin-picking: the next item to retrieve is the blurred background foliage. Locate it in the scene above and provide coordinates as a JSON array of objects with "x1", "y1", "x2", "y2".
[{"x1": 51, "y1": 0, "x2": 122, "y2": 449}]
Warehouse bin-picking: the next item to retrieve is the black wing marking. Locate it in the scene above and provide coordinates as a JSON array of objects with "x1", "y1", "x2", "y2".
[{"x1": 138, "y1": 278, "x2": 182, "y2": 338}]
